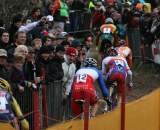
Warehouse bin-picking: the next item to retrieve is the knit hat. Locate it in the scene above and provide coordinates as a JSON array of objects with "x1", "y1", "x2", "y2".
[
  {"x1": 71, "y1": 39, "x2": 81, "y2": 48},
  {"x1": 66, "y1": 47, "x2": 77, "y2": 56}
]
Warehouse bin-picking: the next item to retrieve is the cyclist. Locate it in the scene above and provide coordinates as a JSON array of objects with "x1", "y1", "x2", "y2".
[
  {"x1": 0, "y1": 78, "x2": 29, "y2": 130},
  {"x1": 115, "y1": 39, "x2": 133, "y2": 68},
  {"x1": 102, "y1": 48, "x2": 133, "y2": 98},
  {"x1": 71, "y1": 58, "x2": 109, "y2": 117},
  {"x1": 99, "y1": 17, "x2": 117, "y2": 45}
]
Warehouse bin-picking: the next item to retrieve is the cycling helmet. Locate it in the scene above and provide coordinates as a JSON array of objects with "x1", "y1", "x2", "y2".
[
  {"x1": 105, "y1": 18, "x2": 114, "y2": 24},
  {"x1": 107, "y1": 47, "x2": 118, "y2": 56},
  {"x1": 84, "y1": 58, "x2": 97, "y2": 67},
  {"x1": 0, "y1": 78, "x2": 12, "y2": 94}
]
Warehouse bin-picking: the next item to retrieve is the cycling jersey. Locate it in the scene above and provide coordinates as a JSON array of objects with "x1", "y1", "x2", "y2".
[
  {"x1": 102, "y1": 56, "x2": 131, "y2": 94},
  {"x1": 100, "y1": 24, "x2": 117, "y2": 34},
  {"x1": 71, "y1": 67, "x2": 109, "y2": 116},
  {"x1": 74, "y1": 67, "x2": 109, "y2": 97},
  {"x1": 102, "y1": 56, "x2": 130, "y2": 75},
  {"x1": 0, "y1": 90, "x2": 15, "y2": 121},
  {"x1": 99, "y1": 23, "x2": 117, "y2": 45}
]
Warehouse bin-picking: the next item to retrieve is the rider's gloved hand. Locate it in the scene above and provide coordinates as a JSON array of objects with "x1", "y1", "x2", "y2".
[{"x1": 19, "y1": 116, "x2": 29, "y2": 130}]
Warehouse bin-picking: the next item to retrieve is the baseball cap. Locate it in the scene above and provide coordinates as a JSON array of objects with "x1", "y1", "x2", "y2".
[{"x1": 0, "y1": 49, "x2": 7, "y2": 57}]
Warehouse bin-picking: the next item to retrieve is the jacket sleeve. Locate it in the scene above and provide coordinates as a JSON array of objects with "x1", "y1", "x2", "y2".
[
  {"x1": 65, "y1": 64, "x2": 76, "y2": 96},
  {"x1": 18, "y1": 21, "x2": 40, "y2": 33},
  {"x1": 97, "y1": 70, "x2": 109, "y2": 97},
  {"x1": 51, "y1": 0, "x2": 61, "y2": 14}
]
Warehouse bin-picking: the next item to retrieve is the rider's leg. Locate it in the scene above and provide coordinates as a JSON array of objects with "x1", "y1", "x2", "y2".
[
  {"x1": 71, "y1": 99, "x2": 82, "y2": 117},
  {"x1": 89, "y1": 91, "x2": 99, "y2": 117},
  {"x1": 91, "y1": 102, "x2": 98, "y2": 117}
]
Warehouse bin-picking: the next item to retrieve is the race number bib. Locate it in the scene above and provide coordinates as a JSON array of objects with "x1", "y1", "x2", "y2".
[
  {"x1": 77, "y1": 74, "x2": 87, "y2": 83},
  {"x1": 0, "y1": 96, "x2": 7, "y2": 111},
  {"x1": 103, "y1": 28, "x2": 111, "y2": 33}
]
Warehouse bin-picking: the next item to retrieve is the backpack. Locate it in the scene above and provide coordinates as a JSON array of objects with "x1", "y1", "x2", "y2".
[{"x1": 100, "y1": 33, "x2": 114, "y2": 44}]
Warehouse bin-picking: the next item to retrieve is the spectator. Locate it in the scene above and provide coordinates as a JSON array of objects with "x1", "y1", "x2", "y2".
[
  {"x1": 36, "y1": 45, "x2": 64, "y2": 82},
  {"x1": 30, "y1": 7, "x2": 42, "y2": 22},
  {"x1": 71, "y1": 39, "x2": 82, "y2": 70},
  {"x1": 43, "y1": 36, "x2": 52, "y2": 46},
  {"x1": 8, "y1": 14, "x2": 23, "y2": 43},
  {"x1": 14, "y1": 45, "x2": 29, "y2": 58},
  {"x1": 92, "y1": 1, "x2": 106, "y2": 29},
  {"x1": 82, "y1": 35, "x2": 93, "y2": 57},
  {"x1": 67, "y1": 0, "x2": 85, "y2": 31},
  {"x1": 23, "y1": 46, "x2": 36, "y2": 81},
  {"x1": 51, "y1": 0, "x2": 69, "y2": 32},
  {"x1": 44, "y1": 2, "x2": 53, "y2": 16},
  {"x1": 9, "y1": 54, "x2": 26, "y2": 94},
  {"x1": 66, "y1": 34, "x2": 74, "y2": 45},
  {"x1": 9, "y1": 54, "x2": 36, "y2": 94},
  {"x1": 7, "y1": 31, "x2": 27, "y2": 58},
  {"x1": 0, "y1": 49, "x2": 9, "y2": 80},
  {"x1": 52, "y1": 44, "x2": 65, "y2": 80},
  {"x1": 0, "y1": 30, "x2": 10, "y2": 50},
  {"x1": 62, "y1": 47, "x2": 77, "y2": 120},
  {"x1": 61, "y1": 40, "x2": 70, "y2": 51},
  {"x1": 31, "y1": 36, "x2": 42, "y2": 48}
]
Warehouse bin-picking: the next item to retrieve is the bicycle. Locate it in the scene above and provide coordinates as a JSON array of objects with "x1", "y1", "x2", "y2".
[{"x1": 104, "y1": 81, "x2": 118, "y2": 112}]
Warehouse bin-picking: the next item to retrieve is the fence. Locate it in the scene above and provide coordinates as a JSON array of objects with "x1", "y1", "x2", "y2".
[
  {"x1": 13, "y1": 80, "x2": 63, "y2": 130},
  {"x1": 14, "y1": 85, "x2": 34, "y2": 130}
]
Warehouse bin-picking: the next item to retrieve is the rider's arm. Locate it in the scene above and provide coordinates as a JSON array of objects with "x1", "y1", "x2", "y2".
[
  {"x1": 97, "y1": 70, "x2": 109, "y2": 97},
  {"x1": 102, "y1": 57, "x2": 111, "y2": 76},
  {"x1": 124, "y1": 59, "x2": 133, "y2": 85},
  {"x1": 11, "y1": 96, "x2": 29, "y2": 130},
  {"x1": 102, "y1": 59, "x2": 106, "y2": 75}
]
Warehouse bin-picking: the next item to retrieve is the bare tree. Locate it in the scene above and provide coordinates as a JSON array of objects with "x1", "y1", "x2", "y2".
[{"x1": 0, "y1": 0, "x2": 46, "y2": 26}]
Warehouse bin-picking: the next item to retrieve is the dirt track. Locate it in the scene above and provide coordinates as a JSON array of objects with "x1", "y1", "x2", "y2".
[{"x1": 127, "y1": 62, "x2": 160, "y2": 101}]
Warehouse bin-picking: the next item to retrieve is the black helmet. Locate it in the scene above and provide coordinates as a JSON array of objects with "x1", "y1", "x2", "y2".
[
  {"x1": 84, "y1": 58, "x2": 97, "y2": 67},
  {"x1": 107, "y1": 47, "x2": 118, "y2": 56}
]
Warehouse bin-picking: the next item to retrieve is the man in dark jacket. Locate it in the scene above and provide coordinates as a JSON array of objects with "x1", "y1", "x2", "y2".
[
  {"x1": 0, "y1": 30, "x2": 10, "y2": 50},
  {"x1": 50, "y1": 44, "x2": 65, "y2": 81},
  {"x1": 36, "y1": 45, "x2": 64, "y2": 83}
]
